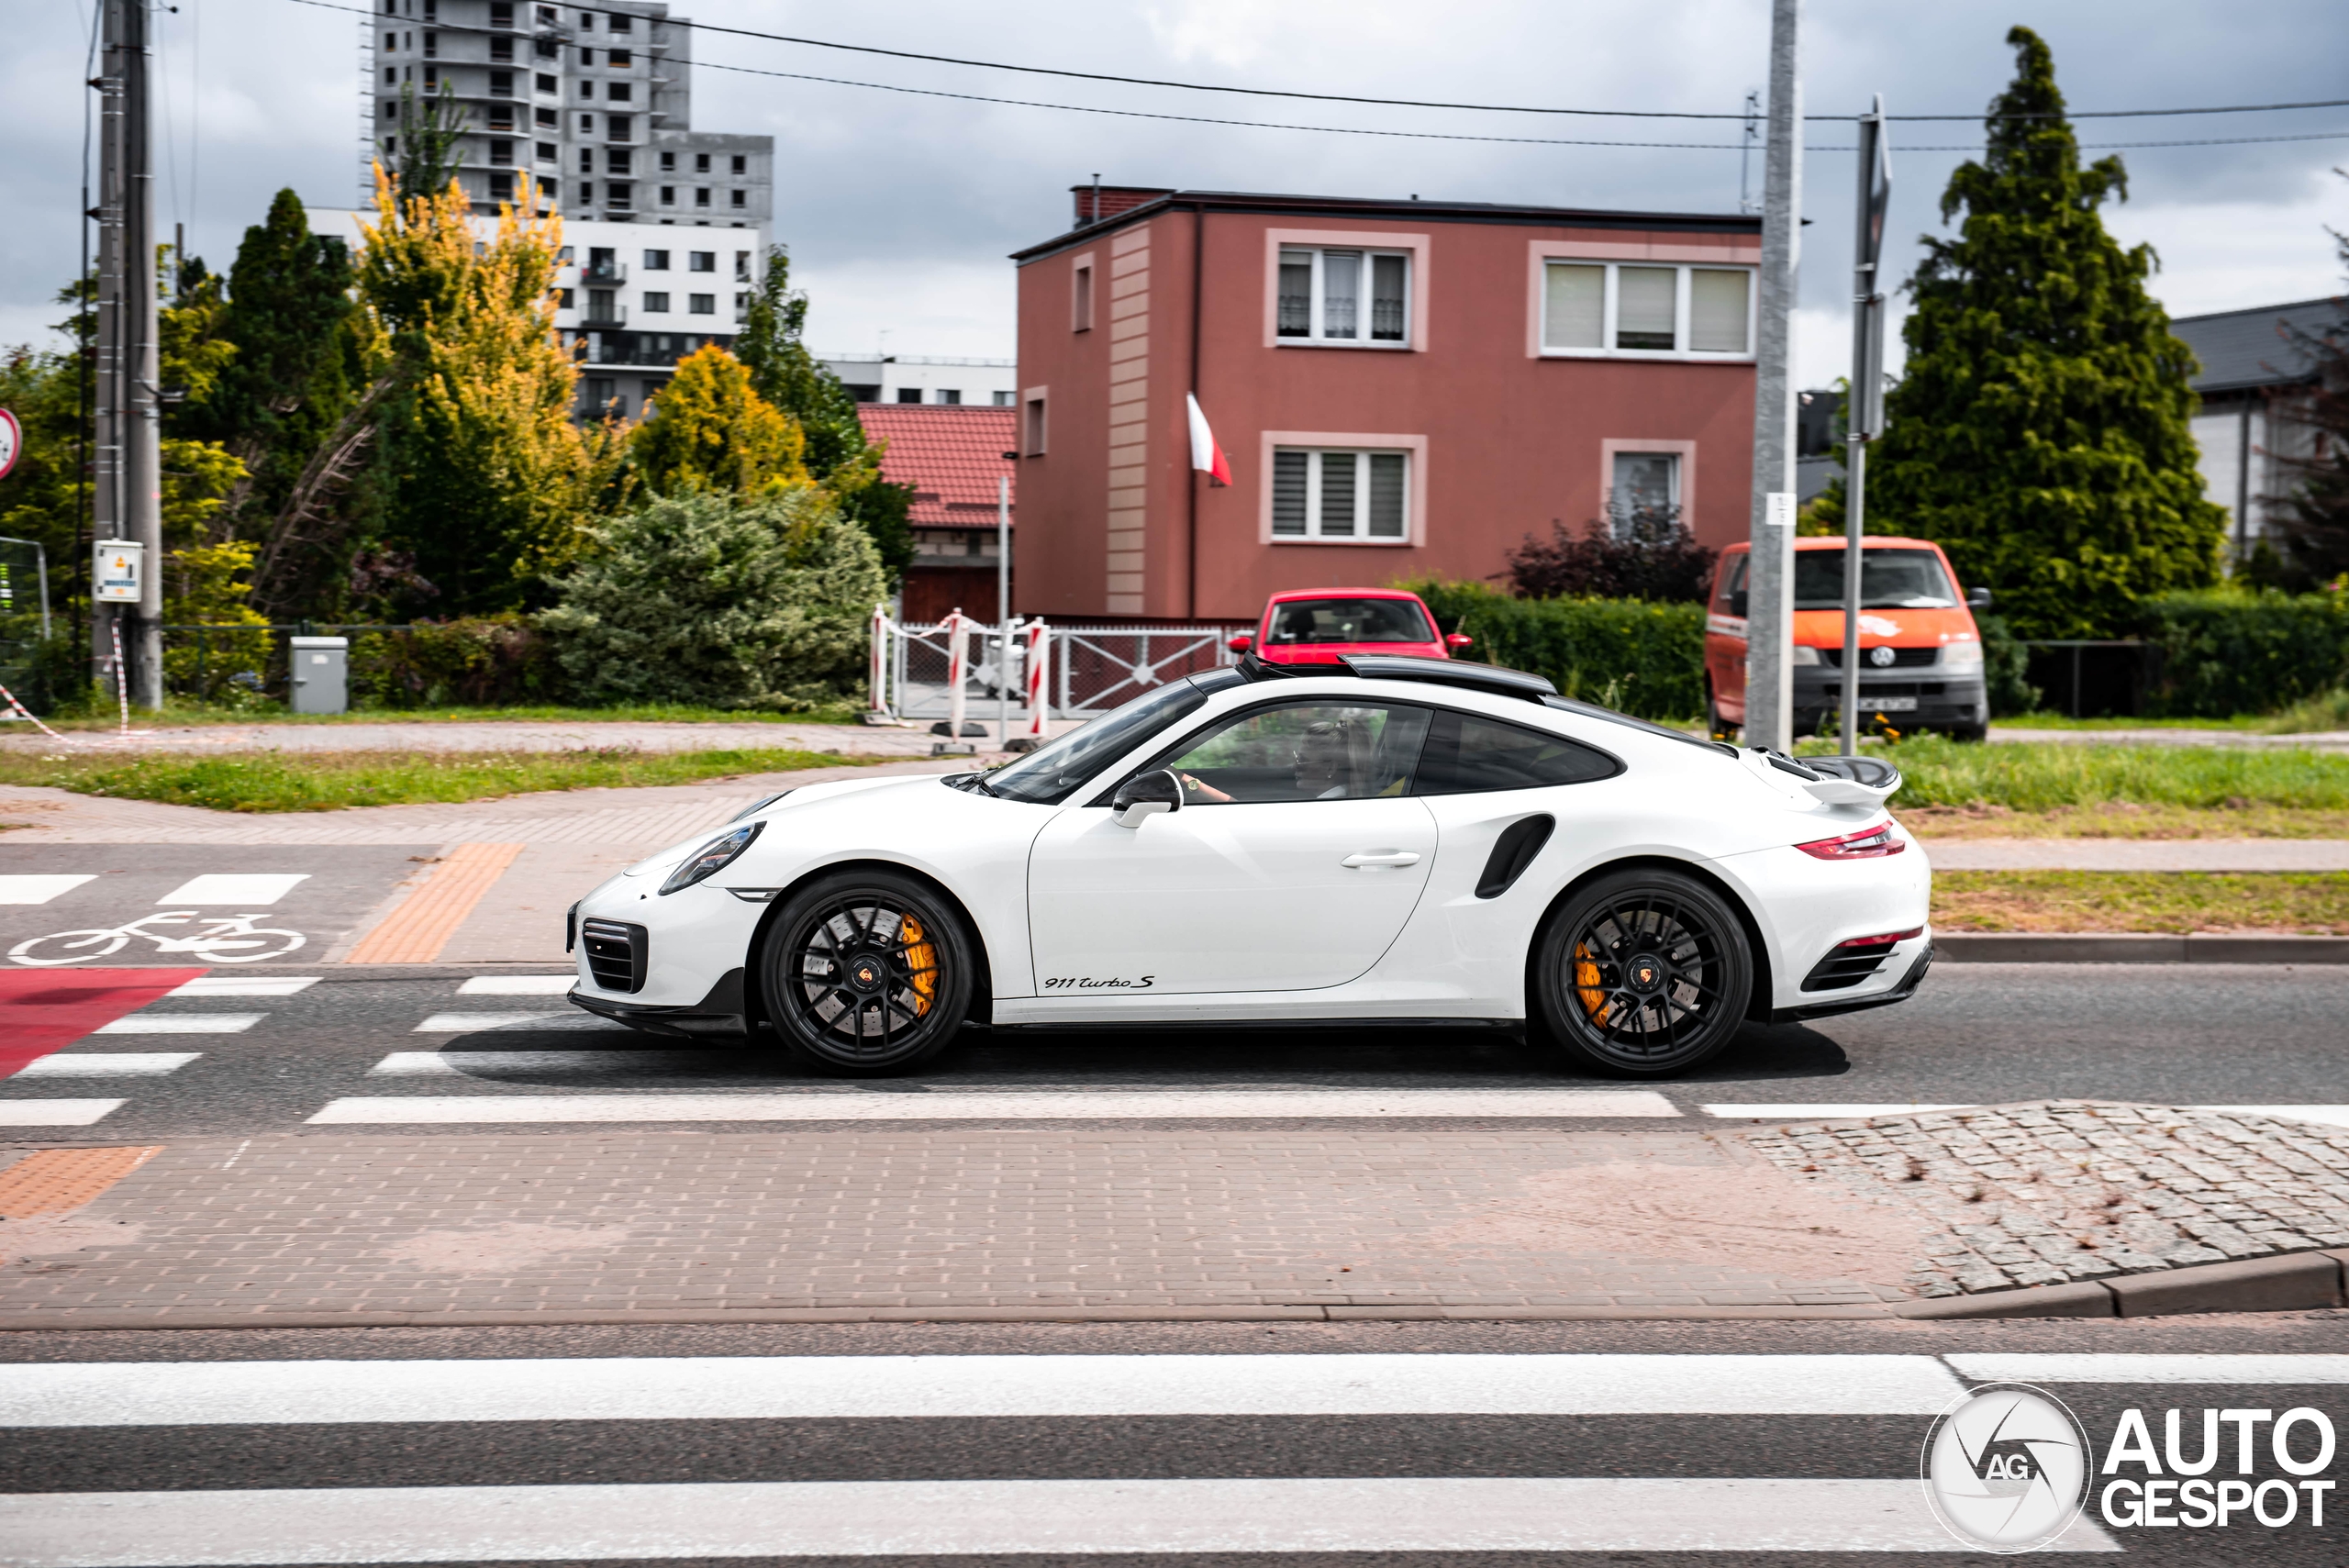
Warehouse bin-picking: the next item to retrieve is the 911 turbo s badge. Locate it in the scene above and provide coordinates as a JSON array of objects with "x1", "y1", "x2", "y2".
[{"x1": 1044, "y1": 975, "x2": 1157, "y2": 990}]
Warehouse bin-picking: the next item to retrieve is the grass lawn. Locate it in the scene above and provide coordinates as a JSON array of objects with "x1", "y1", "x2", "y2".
[
  {"x1": 21, "y1": 700, "x2": 864, "y2": 729},
  {"x1": 1988, "y1": 713, "x2": 2275, "y2": 732},
  {"x1": 1850, "y1": 738, "x2": 2349, "y2": 838},
  {"x1": 1933, "y1": 871, "x2": 2349, "y2": 934},
  {"x1": 0, "y1": 746, "x2": 885, "y2": 814}
]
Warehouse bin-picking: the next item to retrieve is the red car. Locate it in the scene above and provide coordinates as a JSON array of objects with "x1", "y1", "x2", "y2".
[{"x1": 1229, "y1": 587, "x2": 1473, "y2": 664}]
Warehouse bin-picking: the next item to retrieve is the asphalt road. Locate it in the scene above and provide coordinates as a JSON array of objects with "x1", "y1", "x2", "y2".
[
  {"x1": 5, "y1": 961, "x2": 2345, "y2": 1140},
  {"x1": 1, "y1": 1317, "x2": 2342, "y2": 1565}
]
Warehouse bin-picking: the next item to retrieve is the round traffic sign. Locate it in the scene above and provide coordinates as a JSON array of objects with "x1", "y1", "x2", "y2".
[{"x1": 0, "y1": 407, "x2": 20, "y2": 482}]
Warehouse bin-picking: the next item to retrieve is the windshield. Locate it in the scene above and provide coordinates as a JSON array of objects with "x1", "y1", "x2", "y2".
[
  {"x1": 1794, "y1": 548, "x2": 1958, "y2": 610},
  {"x1": 1265, "y1": 597, "x2": 1435, "y2": 644},
  {"x1": 984, "y1": 673, "x2": 1232, "y2": 805}
]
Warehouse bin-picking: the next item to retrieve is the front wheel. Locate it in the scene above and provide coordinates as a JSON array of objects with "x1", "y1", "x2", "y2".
[
  {"x1": 761, "y1": 870, "x2": 976, "y2": 1075},
  {"x1": 1533, "y1": 868, "x2": 1754, "y2": 1076},
  {"x1": 1704, "y1": 680, "x2": 1738, "y2": 743}
]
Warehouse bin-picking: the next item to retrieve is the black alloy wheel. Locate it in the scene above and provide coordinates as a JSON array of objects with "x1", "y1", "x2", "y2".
[
  {"x1": 1534, "y1": 868, "x2": 1753, "y2": 1076},
  {"x1": 762, "y1": 870, "x2": 975, "y2": 1075}
]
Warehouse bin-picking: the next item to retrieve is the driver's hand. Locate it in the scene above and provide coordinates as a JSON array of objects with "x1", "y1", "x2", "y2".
[{"x1": 1179, "y1": 773, "x2": 1234, "y2": 803}]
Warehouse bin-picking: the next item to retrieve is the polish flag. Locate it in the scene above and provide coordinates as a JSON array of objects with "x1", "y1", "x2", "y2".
[{"x1": 1186, "y1": 394, "x2": 1232, "y2": 487}]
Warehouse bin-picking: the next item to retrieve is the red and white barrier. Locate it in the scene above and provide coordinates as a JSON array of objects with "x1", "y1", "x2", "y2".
[
  {"x1": 866, "y1": 604, "x2": 890, "y2": 721},
  {"x1": 941, "y1": 608, "x2": 970, "y2": 743},
  {"x1": 1022, "y1": 620, "x2": 1050, "y2": 743}
]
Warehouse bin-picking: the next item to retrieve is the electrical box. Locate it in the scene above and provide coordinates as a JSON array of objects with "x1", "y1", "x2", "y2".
[
  {"x1": 93, "y1": 540, "x2": 143, "y2": 604},
  {"x1": 288, "y1": 635, "x2": 349, "y2": 716}
]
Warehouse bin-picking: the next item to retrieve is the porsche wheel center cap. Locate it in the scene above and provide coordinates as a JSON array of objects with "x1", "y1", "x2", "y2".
[
  {"x1": 848, "y1": 956, "x2": 886, "y2": 992},
  {"x1": 1625, "y1": 954, "x2": 1666, "y2": 994}
]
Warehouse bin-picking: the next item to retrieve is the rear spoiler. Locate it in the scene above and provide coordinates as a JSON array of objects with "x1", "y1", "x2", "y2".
[{"x1": 1785, "y1": 753, "x2": 1903, "y2": 806}]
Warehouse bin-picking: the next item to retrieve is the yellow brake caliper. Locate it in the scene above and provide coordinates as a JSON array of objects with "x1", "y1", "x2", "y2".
[
  {"x1": 1573, "y1": 942, "x2": 1609, "y2": 1026},
  {"x1": 899, "y1": 915, "x2": 937, "y2": 1017}
]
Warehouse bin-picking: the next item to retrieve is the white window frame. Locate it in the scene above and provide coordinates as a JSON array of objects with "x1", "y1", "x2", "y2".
[
  {"x1": 1275, "y1": 246, "x2": 1413, "y2": 348},
  {"x1": 1536, "y1": 260, "x2": 1756, "y2": 361},
  {"x1": 1257, "y1": 432, "x2": 1428, "y2": 547}
]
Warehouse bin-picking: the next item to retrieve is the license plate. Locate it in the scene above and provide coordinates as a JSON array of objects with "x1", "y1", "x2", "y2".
[{"x1": 1865, "y1": 697, "x2": 1919, "y2": 712}]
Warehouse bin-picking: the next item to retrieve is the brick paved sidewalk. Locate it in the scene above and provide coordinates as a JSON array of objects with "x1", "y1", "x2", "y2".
[{"x1": 0, "y1": 1126, "x2": 1930, "y2": 1322}]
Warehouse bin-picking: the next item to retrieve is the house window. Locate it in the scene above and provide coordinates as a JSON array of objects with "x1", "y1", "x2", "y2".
[
  {"x1": 535, "y1": 140, "x2": 555, "y2": 161},
  {"x1": 489, "y1": 1, "x2": 511, "y2": 23},
  {"x1": 993, "y1": 390, "x2": 1015, "y2": 406},
  {"x1": 607, "y1": 82, "x2": 631, "y2": 102},
  {"x1": 490, "y1": 36, "x2": 513, "y2": 61},
  {"x1": 557, "y1": 288, "x2": 573, "y2": 309},
  {"x1": 1609, "y1": 451, "x2": 1680, "y2": 525},
  {"x1": 1270, "y1": 448, "x2": 1409, "y2": 540},
  {"x1": 578, "y1": 46, "x2": 594, "y2": 65},
  {"x1": 488, "y1": 172, "x2": 514, "y2": 201},
  {"x1": 730, "y1": 190, "x2": 746, "y2": 208},
  {"x1": 695, "y1": 152, "x2": 710, "y2": 172},
  {"x1": 577, "y1": 149, "x2": 593, "y2": 173},
  {"x1": 421, "y1": 29, "x2": 436, "y2": 55},
  {"x1": 421, "y1": 65, "x2": 436, "y2": 87},
  {"x1": 607, "y1": 12, "x2": 629, "y2": 30},
  {"x1": 643, "y1": 292, "x2": 670, "y2": 313},
  {"x1": 535, "y1": 39, "x2": 554, "y2": 58},
  {"x1": 488, "y1": 139, "x2": 513, "y2": 166},
  {"x1": 896, "y1": 387, "x2": 923, "y2": 404},
  {"x1": 730, "y1": 154, "x2": 746, "y2": 174},
  {"x1": 535, "y1": 77, "x2": 556, "y2": 97},
  {"x1": 659, "y1": 151, "x2": 675, "y2": 172},
  {"x1": 688, "y1": 250, "x2": 714, "y2": 272},
  {"x1": 659, "y1": 186, "x2": 675, "y2": 206},
  {"x1": 643, "y1": 250, "x2": 669, "y2": 270},
  {"x1": 607, "y1": 183, "x2": 632, "y2": 209},
  {"x1": 1276, "y1": 247, "x2": 1408, "y2": 345},
  {"x1": 734, "y1": 251, "x2": 751, "y2": 281},
  {"x1": 1023, "y1": 394, "x2": 1048, "y2": 454},
  {"x1": 607, "y1": 149, "x2": 631, "y2": 173},
  {"x1": 1072, "y1": 261, "x2": 1093, "y2": 330},
  {"x1": 489, "y1": 70, "x2": 513, "y2": 97},
  {"x1": 1541, "y1": 261, "x2": 1753, "y2": 358},
  {"x1": 607, "y1": 50, "x2": 631, "y2": 67},
  {"x1": 607, "y1": 115, "x2": 631, "y2": 140},
  {"x1": 694, "y1": 188, "x2": 710, "y2": 208},
  {"x1": 688, "y1": 294, "x2": 715, "y2": 315},
  {"x1": 938, "y1": 389, "x2": 961, "y2": 406}
]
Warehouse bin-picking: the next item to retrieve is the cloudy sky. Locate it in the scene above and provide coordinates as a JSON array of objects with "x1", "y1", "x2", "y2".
[{"x1": 4, "y1": 0, "x2": 2344, "y2": 387}]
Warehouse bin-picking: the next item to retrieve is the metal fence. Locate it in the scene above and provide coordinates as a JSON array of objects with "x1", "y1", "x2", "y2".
[{"x1": 871, "y1": 617, "x2": 1248, "y2": 723}]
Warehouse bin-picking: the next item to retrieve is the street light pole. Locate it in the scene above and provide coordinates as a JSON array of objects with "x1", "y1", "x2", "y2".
[
  {"x1": 1744, "y1": 0, "x2": 1803, "y2": 753},
  {"x1": 996, "y1": 473, "x2": 1010, "y2": 744},
  {"x1": 94, "y1": 0, "x2": 163, "y2": 710},
  {"x1": 1840, "y1": 96, "x2": 1893, "y2": 757}
]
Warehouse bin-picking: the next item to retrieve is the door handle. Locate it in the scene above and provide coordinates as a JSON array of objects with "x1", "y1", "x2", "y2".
[{"x1": 1341, "y1": 851, "x2": 1421, "y2": 869}]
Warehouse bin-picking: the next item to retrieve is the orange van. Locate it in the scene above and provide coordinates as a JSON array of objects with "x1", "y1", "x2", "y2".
[{"x1": 1705, "y1": 536, "x2": 1991, "y2": 741}]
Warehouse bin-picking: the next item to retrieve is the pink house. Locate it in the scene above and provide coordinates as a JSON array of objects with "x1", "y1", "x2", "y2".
[{"x1": 1012, "y1": 186, "x2": 1763, "y2": 622}]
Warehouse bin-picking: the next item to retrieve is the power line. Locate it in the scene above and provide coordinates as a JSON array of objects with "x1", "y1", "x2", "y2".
[{"x1": 285, "y1": 0, "x2": 2348, "y2": 127}]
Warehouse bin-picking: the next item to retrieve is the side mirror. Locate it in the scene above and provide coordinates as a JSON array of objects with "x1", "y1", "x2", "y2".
[
  {"x1": 1444, "y1": 632, "x2": 1474, "y2": 651},
  {"x1": 1227, "y1": 633, "x2": 1253, "y2": 653},
  {"x1": 1111, "y1": 768, "x2": 1183, "y2": 828},
  {"x1": 1966, "y1": 585, "x2": 1994, "y2": 611},
  {"x1": 1728, "y1": 591, "x2": 1749, "y2": 619}
]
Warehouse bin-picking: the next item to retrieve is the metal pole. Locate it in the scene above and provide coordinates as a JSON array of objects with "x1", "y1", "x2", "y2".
[
  {"x1": 1744, "y1": 0, "x2": 1803, "y2": 753},
  {"x1": 1840, "y1": 95, "x2": 1891, "y2": 757},
  {"x1": 123, "y1": 0, "x2": 163, "y2": 710},
  {"x1": 996, "y1": 473, "x2": 1010, "y2": 742},
  {"x1": 93, "y1": 0, "x2": 127, "y2": 693}
]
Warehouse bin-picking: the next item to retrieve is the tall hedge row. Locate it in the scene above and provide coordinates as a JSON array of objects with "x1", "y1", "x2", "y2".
[
  {"x1": 1405, "y1": 580, "x2": 1707, "y2": 721},
  {"x1": 2138, "y1": 590, "x2": 2349, "y2": 718}
]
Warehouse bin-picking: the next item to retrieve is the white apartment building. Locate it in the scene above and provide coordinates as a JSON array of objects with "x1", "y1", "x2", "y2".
[
  {"x1": 362, "y1": 0, "x2": 771, "y2": 235},
  {"x1": 818, "y1": 354, "x2": 1019, "y2": 406}
]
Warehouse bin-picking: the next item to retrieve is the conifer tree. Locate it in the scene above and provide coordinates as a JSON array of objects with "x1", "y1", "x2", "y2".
[
  {"x1": 629, "y1": 342, "x2": 809, "y2": 497},
  {"x1": 1865, "y1": 27, "x2": 2226, "y2": 639}
]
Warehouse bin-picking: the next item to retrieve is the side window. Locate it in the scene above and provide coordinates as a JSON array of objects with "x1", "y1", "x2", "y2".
[
  {"x1": 1413, "y1": 710, "x2": 1620, "y2": 795},
  {"x1": 1152, "y1": 703, "x2": 1432, "y2": 805}
]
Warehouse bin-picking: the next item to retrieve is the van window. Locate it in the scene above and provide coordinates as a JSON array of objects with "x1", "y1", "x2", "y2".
[
  {"x1": 1794, "y1": 548, "x2": 1956, "y2": 610},
  {"x1": 1717, "y1": 555, "x2": 1749, "y2": 603}
]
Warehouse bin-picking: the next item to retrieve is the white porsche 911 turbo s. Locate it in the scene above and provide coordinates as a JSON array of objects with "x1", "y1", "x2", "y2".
[{"x1": 566, "y1": 653, "x2": 1930, "y2": 1078}]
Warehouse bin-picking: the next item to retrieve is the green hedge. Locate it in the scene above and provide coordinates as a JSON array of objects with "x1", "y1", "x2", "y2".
[
  {"x1": 350, "y1": 617, "x2": 566, "y2": 709},
  {"x1": 2138, "y1": 590, "x2": 2349, "y2": 718},
  {"x1": 1405, "y1": 580, "x2": 1706, "y2": 721}
]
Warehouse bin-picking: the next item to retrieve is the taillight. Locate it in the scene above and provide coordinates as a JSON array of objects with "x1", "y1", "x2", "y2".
[
  {"x1": 1797, "y1": 822, "x2": 1905, "y2": 860},
  {"x1": 1837, "y1": 926, "x2": 1923, "y2": 948}
]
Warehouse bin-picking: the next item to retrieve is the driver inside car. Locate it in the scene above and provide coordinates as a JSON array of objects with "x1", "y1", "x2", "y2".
[{"x1": 1181, "y1": 717, "x2": 1380, "y2": 803}]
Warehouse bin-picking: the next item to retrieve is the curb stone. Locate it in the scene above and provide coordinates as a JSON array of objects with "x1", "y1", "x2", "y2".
[
  {"x1": 1937, "y1": 932, "x2": 2349, "y2": 964},
  {"x1": 1898, "y1": 1248, "x2": 2349, "y2": 1319}
]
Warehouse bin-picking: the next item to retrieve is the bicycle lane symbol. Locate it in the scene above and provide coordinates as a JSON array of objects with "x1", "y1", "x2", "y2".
[{"x1": 8, "y1": 911, "x2": 306, "y2": 967}]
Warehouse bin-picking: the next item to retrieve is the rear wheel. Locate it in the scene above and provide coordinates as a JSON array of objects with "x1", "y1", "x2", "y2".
[
  {"x1": 761, "y1": 870, "x2": 975, "y2": 1075},
  {"x1": 1534, "y1": 868, "x2": 1753, "y2": 1076},
  {"x1": 1946, "y1": 722, "x2": 1988, "y2": 743}
]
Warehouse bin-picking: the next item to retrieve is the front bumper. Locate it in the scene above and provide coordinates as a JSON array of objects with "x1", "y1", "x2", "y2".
[
  {"x1": 1793, "y1": 670, "x2": 1986, "y2": 732},
  {"x1": 569, "y1": 968, "x2": 751, "y2": 1037}
]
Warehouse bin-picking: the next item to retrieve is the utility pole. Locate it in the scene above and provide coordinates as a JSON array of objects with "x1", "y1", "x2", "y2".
[
  {"x1": 1839, "y1": 96, "x2": 1893, "y2": 756},
  {"x1": 1743, "y1": 0, "x2": 1802, "y2": 753},
  {"x1": 94, "y1": 0, "x2": 163, "y2": 709}
]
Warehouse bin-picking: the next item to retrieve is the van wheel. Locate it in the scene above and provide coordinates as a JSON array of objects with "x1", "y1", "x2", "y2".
[
  {"x1": 1947, "y1": 723, "x2": 1988, "y2": 743},
  {"x1": 1705, "y1": 682, "x2": 1738, "y2": 743}
]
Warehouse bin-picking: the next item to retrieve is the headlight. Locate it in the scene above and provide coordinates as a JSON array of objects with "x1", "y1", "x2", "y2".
[
  {"x1": 1940, "y1": 641, "x2": 1985, "y2": 673},
  {"x1": 1788, "y1": 645, "x2": 1822, "y2": 666},
  {"x1": 658, "y1": 821, "x2": 763, "y2": 895}
]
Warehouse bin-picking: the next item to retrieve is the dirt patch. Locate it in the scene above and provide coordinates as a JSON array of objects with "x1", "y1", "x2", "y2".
[
  {"x1": 0, "y1": 1216, "x2": 143, "y2": 1267},
  {"x1": 380, "y1": 1221, "x2": 631, "y2": 1273},
  {"x1": 1424, "y1": 1159, "x2": 1937, "y2": 1285}
]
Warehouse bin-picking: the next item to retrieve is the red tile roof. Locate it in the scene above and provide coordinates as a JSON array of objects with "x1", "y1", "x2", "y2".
[{"x1": 857, "y1": 405, "x2": 1017, "y2": 528}]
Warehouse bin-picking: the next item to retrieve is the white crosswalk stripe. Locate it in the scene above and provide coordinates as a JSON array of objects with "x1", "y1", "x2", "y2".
[
  {"x1": 370, "y1": 1051, "x2": 695, "y2": 1076},
  {"x1": 168, "y1": 975, "x2": 317, "y2": 997},
  {"x1": 1946, "y1": 1353, "x2": 2349, "y2": 1385},
  {"x1": 0, "y1": 874, "x2": 95, "y2": 905},
  {"x1": 456, "y1": 975, "x2": 578, "y2": 995},
  {"x1": 0, "y1": 1477, "x2": 2121, "y2": 1562},
  {"x1": 12, "y1": 1053, "x2": 198, "y2": 1078},
  {"x1": 1704, "y1": 1103, "x2": 2349, "y2": 1129},
  {"x1": 0, "y1": 1101, "x2": 121, "y2": 1126},
  {"x1": 92, "y1": 1016, "x2": 261, "y2": 1036},
  {"x1": 307, "y1": 1087, "x2": 1686, "y2": 1122},
  {"x1": 0, "y1": 1354, "x2": 1969, "y2": 1425},
  {"x1": 154, "y1": 873, "x2": 308, "y2": 906},
  {"x1": 412, "y1": 1012, "x2": 569, "y2": 1033}
]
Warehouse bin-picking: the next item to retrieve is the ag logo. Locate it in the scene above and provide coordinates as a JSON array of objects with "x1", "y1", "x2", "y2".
[{"x1": 1921, "y1": 1382, "x2": 2092, "y2": 1552}]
